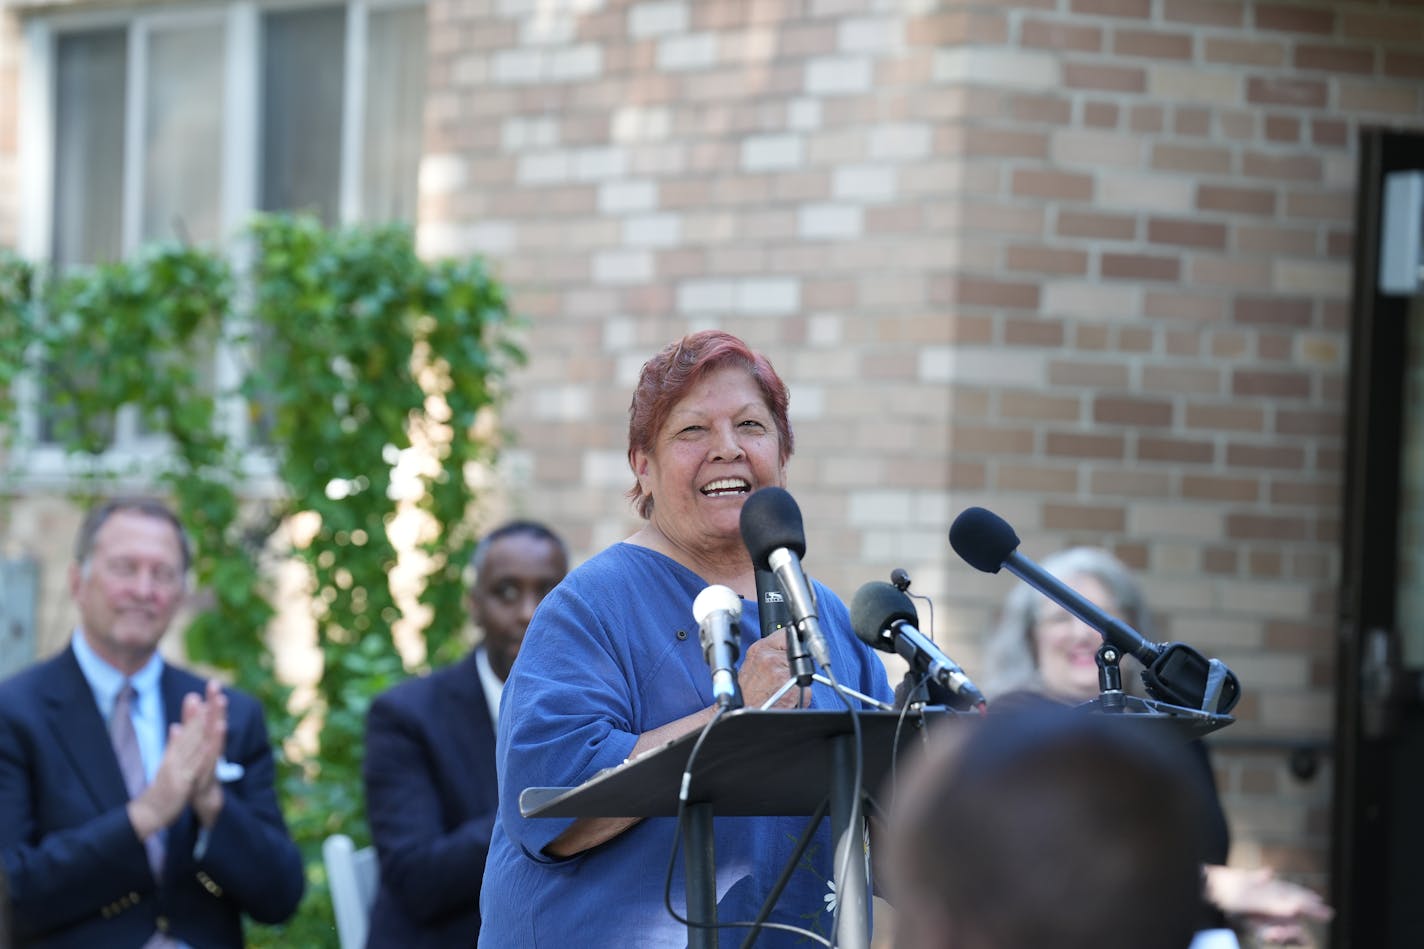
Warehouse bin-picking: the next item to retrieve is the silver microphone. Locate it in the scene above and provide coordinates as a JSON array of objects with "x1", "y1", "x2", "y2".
[{"x1": 692, "y1": 584, "x2": 743, "y2": 709}]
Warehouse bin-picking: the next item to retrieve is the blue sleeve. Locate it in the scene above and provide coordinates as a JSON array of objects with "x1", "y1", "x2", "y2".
[
  {"x1": 814, "y1": 581, "x2": 895, "y2": 707},
  {"x1": 494, "y1": 582, "x2": 642, "y2": 863}
]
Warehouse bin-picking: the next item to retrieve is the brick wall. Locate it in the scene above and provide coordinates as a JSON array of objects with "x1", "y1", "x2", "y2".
[{"x1": 419, "y1": 0, "x2": 1424, "y2": 900}]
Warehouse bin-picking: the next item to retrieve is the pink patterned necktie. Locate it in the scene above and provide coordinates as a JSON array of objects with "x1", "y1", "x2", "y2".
[{"x1": 111, "y1": 683, "x2": 166, "y2": 881}]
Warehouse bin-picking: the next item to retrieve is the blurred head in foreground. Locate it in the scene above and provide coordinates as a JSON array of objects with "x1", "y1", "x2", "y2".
[{"x1": 886, "y1": 700, "x2": 1207, "y2": 949}]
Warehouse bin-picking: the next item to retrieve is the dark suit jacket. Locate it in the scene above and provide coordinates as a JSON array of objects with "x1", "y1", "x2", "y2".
[
  {"x1": 362, "y1": 651, "x2": 498, "y2": 948},
  {"x1": 0, "y1": 647, "x2": 305, "y2": 948}
]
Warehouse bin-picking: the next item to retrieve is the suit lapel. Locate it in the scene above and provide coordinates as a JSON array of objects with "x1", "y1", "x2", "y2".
[
  {"x1": 43, "y1": 648, "x2": 130, "y2": 811},
  {"x1": 445, "y1": 652, "x2": 498, "y2": 777}
]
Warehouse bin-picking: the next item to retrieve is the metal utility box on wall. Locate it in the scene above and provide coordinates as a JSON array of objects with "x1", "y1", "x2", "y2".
[{"x1": 1, "y1": 557, "x2": 38, "y2": 678}]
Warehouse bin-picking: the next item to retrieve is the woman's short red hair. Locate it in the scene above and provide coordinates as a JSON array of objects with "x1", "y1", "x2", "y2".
[{"x1": 626, "y1": 331, "x2": 793, "y2": 518}]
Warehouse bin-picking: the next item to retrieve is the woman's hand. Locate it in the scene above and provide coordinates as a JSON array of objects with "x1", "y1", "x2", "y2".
[
  {"x1": 737, "y1": 634, "x2": 800, "y2": 709},
  {"x1": 1204, "y1": 864, "x2": 1333, "y2": 945}
]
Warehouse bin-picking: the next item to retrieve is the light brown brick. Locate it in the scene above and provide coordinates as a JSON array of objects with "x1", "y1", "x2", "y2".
[
  {"x1": 1117, "y1": 327, "x2": 1153, "y2": 352},
  {"x1": 1257, "y1": 4, "x2": 1335, "y2": 36},
  {"x1": 1129, "y1": 104, "x2": 1165, "y2": 132},
  {"x1": 1383, "y1": 50, "x2": 1424, "y2": 80},
  {"x1": 1000, "y1": 391, "x2": 1082, "y2": 422},
  {"x1": 1101, "y1": 252, "x2": 1180, "y2": 282},
  {"x1": 1057, "y1": 210, "x2": 1136, "y2": 240},
  {"x1": 1246, "y1": 78, "x2": 1329, "y2": 108},
  {"x1": 1173, "y1": 106, "x2": 1211, "y2": 136},
  {"x1": 1312, "y1": 118, "x2": 1349, "y2": 147},
  {"x1": 1022, "y1": 18, "x2": 1103, "y2": 52},
  {"x1": 1226, "y1": 512, "x2": 1308, "y2": 542},
  {"x1": 908, "y1": 11, "x2": 1012, "y2": 46},
  {"x1": 1225, "y1": 442, "x2": 1307, "y2": 470},
  {"x1": 1236, "y1": 225, "x2": 1318, "y2": 256},
  {"x1": 1190, "y1": 255, "x2": 1273, "y2": 290},
  {"x1": 964, "y1": 128, "x2": 1051, "y2": 160},
  {"x1": 1152, "y1": 143, "x2": 1232, "y2": 175},
  {"x1": 1004, "y1": 316, "x2": 1067, "y2": 346},
  {"x1": 1084, "y1": 101, "x2": 1120, "y2": 127},
  {"x1": 1202, "y1": 546, "x2": 1239, "y2": 574},
  {"x1": 951, "y1": 424, "x2": 1037, "y2": 454},
  {"x1": 1075, "y1": 324, "x2": 1110, "y2": 350},
  {"x1": 1048, "y1": 360, "x2": 1131, "y2": 388},
  {"x1": 1012, "y1": 168, "x2": 1095, "y2": 201},
  {"x1": 1138, "y1": 436, "x2": 1214, "y2": 464},
  {"x1": 1339, "y1": 81, "x2": 1420, "y2": 115},
  {"x1": 1071, "y1": 0, "x2": 1151, "y2": 18},
  {"x1": 954, "y1": 277, "x2": 1042, "y2": 310},
  {"x1": 1294, "y1": 44, "x2": 1375, "y2": 75},
  {"x1": 1233, "y1": 297, "x2": 1314, "y2": 328},
  {"x1": 1010, "y1": 93, "x2": 1075, "y2": 125},
  {"x1": 1148, "y1": 217, "x2": 1228, "y2": 249},
  {"x1": 1232, "y1": 369, "x2": 1311, "y2": 399},
  {"x1": 1093, "y1": 396, "x2": 1173, "y2": 427},
  {"x1": 963, "y1": 202, "x2": 1048, "y2": 236},
  {"x1": 1006, "y1": 244, "x2": 1090, "y2": 275},
  {"x1": 1276, "y1": 408, "x2": 1342, "y2": 438},
  {"x1": 1270, "y1": 481, "x2": 1339, "y2": 506},
  {"x1": 997, "y1": 463, "x2": 1080, "y2": 493},
  {"x1": 1204, "y1": 37, "x2": 1287, "y2": 67},
  {"x1": 1167, "y1": 327, "x2": 1201, "y2": 353},
  {"x1": 1343, "y1": 11, "x2": 1424, "y2": 44},
  {"x1": 1063, "y1": 62, "x2": 1147, "y2": 92},
  {"x1": 1163, "y1": 0, "x2": 1244, "y2": 27},
  {"x1": 1044, "y1": 502, "x2": 1127, "y2": 531},
  {"x1": 1089, "y1": 468, "x2": 1171, "y2": 497},
  {"x1": 1265, "y1": 114, "x2": 1302, "y2": 143},
  {"x1": 1257, "y1": 331, "x2": 1293, "y2": 362},
  {"x1": 947, "y1": 460, "x2": 989, "y2": 490},
  {"x1": 1197, "y1": 184, "x2": 1277, "y2": 216},
  {"x1": 1182, "y1": 474, "x2": 1260, "y2": 502},
  {"x1": 1185, "y1": 404, "x2": 1266, "y2": 432},
  {"x1": 1142, "y1": 366, "x2": 1223, "y2": 395},
  {"x1": 1114, "y1": 28, "x2": 1193, "y2": 60},
  {"x1": 1045, "y1": 431, "x2": 1127, "y2": 459},
  {"x1": 1327, "y1": 229, "x2": 1353, "y2": 260},
  {"x1": 1144, "y1": 292, "x2": 1227, "y2": 323}
]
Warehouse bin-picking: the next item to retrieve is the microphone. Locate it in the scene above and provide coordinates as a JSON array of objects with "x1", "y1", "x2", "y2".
[
  {"x1": 754, "y1": 568, "x2": 793, "y2": 638},
  {"x1": 850, "y1": 581, "x2": 986, "y2": 709},
  {"x1": 692, "y1": 584, "x2": 743, "y2": 710},
  {"x1": 947, "y1": 506, "x2": 1240, "y2": 715},
  {"x1": 890, "y1": 568, "x2": 912, "y2": 592},
  {"x1": 739, "y1": 487, "x2": 833, "y2": 671},
  {"x1": 757, "y1": 566, "x2": 813, "y2": 688}
]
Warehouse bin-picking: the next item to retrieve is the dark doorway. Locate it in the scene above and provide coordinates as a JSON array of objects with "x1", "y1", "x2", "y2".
[{"x1": 1333, "y1": 126, "x2": 1424, "y2": 949}]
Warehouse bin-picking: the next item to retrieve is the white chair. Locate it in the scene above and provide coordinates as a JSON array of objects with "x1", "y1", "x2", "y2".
[{"x1": 323, "y1": 833, "x2": 380, "y2": 949}]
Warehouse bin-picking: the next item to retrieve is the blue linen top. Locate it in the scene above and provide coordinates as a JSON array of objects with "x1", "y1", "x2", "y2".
[{"x1": 478, "y1": 543, "x2": 894, "y2": 948}]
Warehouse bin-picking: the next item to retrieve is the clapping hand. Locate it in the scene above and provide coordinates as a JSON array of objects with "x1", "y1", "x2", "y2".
[{"x1": 127, "y1": 679, "x2": 230, "y2": 840}]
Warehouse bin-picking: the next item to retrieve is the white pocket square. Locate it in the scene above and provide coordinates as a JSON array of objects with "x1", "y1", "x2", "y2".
[{"x1": 215, "y1": 759, "x2": 245, "y2": 782}]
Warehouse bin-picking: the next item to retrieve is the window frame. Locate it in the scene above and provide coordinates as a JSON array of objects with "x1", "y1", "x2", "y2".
[{"x1": 12, "y1": 0, "x2": 424, "y2": 484}]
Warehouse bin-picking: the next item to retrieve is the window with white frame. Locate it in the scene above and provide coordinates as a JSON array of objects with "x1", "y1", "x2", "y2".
[{"x1": 16, "y1": 0, "x2": 427, "y2": 467}]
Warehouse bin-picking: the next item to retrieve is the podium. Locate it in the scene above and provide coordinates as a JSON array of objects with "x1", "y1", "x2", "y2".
[{"x1": 520, "y1": 707, "x2": 959, "y2": 949}]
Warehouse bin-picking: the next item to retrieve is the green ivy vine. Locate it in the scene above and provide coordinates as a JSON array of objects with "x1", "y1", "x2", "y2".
[{"x1": 0, "y1": 215, "x2": 523, "y2": 946}]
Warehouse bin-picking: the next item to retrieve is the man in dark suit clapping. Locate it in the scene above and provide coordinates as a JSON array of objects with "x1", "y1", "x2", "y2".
[
  {"x1": 0, "y1": 498, "x2": 304, "y2": 948},
  {"x1": 362, "y1": 520, "x2": 568, "y2": 947}
]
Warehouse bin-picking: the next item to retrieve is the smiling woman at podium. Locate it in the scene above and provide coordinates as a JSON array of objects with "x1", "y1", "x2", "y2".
[{"x1": 477, "y1": 331, "x2": 894, "y2": 947}]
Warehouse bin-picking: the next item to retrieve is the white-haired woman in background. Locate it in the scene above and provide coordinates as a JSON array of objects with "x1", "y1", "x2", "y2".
[{"x1": 982, "y1": 546, "x2": 1332, "y2": 948}]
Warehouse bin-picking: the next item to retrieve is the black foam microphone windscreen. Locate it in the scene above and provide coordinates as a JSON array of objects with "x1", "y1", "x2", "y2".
[
  {"x1": 948, "y1": 506, "x2": 1021, "y2": 574},
  {"x1": 849, "y1": 581, "x2": 918, "y2": 653},
  {"x1": 739, "y1": 486, "x2": 807, "y2": 570}
]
